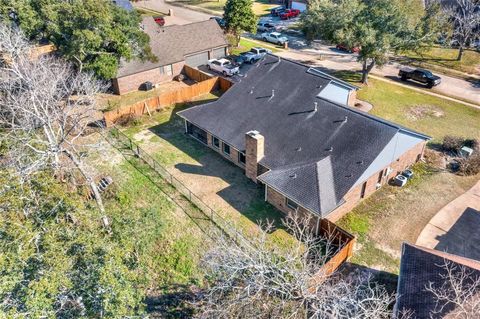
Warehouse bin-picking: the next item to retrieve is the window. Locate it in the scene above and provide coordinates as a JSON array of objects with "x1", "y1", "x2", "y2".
[
  {"x1": 239, "y1": 152, "x2": 246, "y2": 164},
  {"x1": 360, "y1": 182, "x2": 367, "y2": 199},
  {"x1": 223, "y1": 143, "x2": 230, "y2": 156},
  {"x1": 286, "y1": 198, "x2": 298, "y2": 210},
  {"x1": 186, "y1": 122, "x2": 207, "y2": 144},
  {"x1": 212, "y1": 136, "x2": 220, "y2": 149},
  {"x1": 160, "y1": 64, "x2": 173, "y2": 76},
  {"x1": 377, "y1": 170, "x2": 383, "y2": 183}
]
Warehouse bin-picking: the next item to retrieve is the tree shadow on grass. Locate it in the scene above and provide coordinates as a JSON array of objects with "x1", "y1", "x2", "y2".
[{"x1": 145, "y1": 284, "x2": 197, "y2": 318}]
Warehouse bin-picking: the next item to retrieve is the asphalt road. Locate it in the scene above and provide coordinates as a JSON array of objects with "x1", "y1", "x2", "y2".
[{"x1": 134, "y1": 1, "x2": 480, "y2": 105}]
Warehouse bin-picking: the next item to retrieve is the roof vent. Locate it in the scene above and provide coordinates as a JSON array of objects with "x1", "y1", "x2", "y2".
[
  {"x1": 250, "y1": 87, "x2": 254, "y2": 94},
  {"x1": 313, "y1": 102, "x2": 318, "y2": 113},
  {"x1": 357, "y1": 160, "x2": 364, "y2": 165},
  {"x1": 343, "y1": 116, "x2": 348, "y2": 123},
  {"x1": 326, "y1": 146, "x2": 333, "y2": 152},
  {"x1": 289, "y1": 173, "x2": 297, "y2": 179},
  {"x1": 271, "y1": 89, "x2": 275, "y2": 97},
  {"x1": 345, "y1": 174, "x2": 352, "y2": 178},
  {"x1": 295, "y1": 147, "x2": 302, "y2": 152}
]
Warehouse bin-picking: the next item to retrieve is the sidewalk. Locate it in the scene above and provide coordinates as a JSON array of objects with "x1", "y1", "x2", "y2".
[{"x1": 416, "y1": 180, "x2": 480, "y2": 260}]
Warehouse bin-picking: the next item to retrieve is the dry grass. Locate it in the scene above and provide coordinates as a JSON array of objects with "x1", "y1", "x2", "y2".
[{"x1": 338, "y1": 163, "x2": 479, "y2": 273}]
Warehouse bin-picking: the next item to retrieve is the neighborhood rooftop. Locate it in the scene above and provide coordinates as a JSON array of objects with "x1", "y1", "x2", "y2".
[
  {"x1": 396, "y1": 243, "x2": 480, "y2": 318},
  {"x1": 178, "y1": 55, "x2": 430, "y2": 217},
  {"x1": 116, "y1": 18, "x2": 227, "y2": 77}
]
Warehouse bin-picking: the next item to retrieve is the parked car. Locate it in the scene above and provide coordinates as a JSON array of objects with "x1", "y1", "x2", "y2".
[
  {"x1": 210, "y1": 16, "x2": 226, "y2": 28},
  {"x1": 398, "y1": 68, "x2": 441, "y2": 88},
  {"x1": 257, "y1": 22, "x2": 276, "y2": 32},
  {"x1": 225, "y1": 55, "x2": 245, "y2": 68},
  {"x1": 240, "y1": 47, "x2": 271, "y2": 63},
  {"x1": 270, "y1": 6, "x2": 285, "y2": 16},
  {"x1": 207, "y1": 58, "x2": 239, "y2": 76},
  {"x1": 261, "y1": 32, "x2": 288, "y2": 45},
  {"x1": 153, "y1": 16, "x2": 165, "y2": 26},
  {"x1": 280, "y1": 9, "x2": 300, "y2": 20},
  {"x1": 335, "y1": 44, "x2": 360, "y2": 53}
]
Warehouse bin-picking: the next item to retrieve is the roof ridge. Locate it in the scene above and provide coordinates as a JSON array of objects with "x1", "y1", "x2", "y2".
[
  {"x1": 316, "y1": 96, "x2": 431, "y2": 140},
  {"x1": 404, "y1": 243, "x2": 480, "y2": 271}
]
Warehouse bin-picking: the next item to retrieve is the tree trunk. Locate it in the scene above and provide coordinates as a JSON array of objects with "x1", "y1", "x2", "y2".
[
  {"x1": 63, "y1": 149, "x2": 105, "y2": 214},
  {"x1": 361, "y1": 59, "x2": 376, "y2": 85},
  {"x1": 457, "y1": 46, "x2": 464, "y2": 61}
]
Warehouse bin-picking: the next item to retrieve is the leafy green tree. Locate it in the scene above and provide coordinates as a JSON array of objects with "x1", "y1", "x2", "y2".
[
  {"x1": 223, "y1": 0, "x2": 257, "y2": 46},
  {"x1": 301, "y1": 0, "x2": 441, "y2": 84},
  {"x1": 0, "y1": 0, "x2": 155, "y2": 79},
  {"x1": 0, "y1": 170, "x2": 147, "y2": 317}
]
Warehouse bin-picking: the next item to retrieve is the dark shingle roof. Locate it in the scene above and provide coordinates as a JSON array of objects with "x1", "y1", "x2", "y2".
[
  {"x1": 396, "y1": 243, "x2": 480, "y2": 318},
  {"x1": 112, "y1": 0, "x2": 134, "y2": 11},
  {"x1": 178, "y1": 55, "x2": 429, "y2": 216},
  {"x1": 116, "y1": 18, "x2": 227, "y2": 77}
]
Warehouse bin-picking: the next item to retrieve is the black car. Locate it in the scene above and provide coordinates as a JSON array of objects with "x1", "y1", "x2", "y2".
[
  {"x1": 226, "y1": 55, "x2": 245, "y2": 68},
  {"x1": 210, "y1": 16, "x2": 226, "y2": 28},
  {"x1": 270, "y1": 6, "x2": 285, "y2": 16},
  {"x1": 398, "y1": 68, "x2": 441, "y2": 88}
]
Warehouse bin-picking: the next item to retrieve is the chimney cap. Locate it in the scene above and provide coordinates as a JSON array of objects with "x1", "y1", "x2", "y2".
[{"x1": 246, "y1": 130, "x2": 260, "y2": 137}]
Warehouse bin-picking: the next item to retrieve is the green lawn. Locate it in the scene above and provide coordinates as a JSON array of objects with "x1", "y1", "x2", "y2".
[
  {"x1": 337, "y1": 164, "x2": 479, "y2": 274},
  {"x1": 231, "y1": 37, "x2": 282, "y2": 55},
  {"x1": 336, "y1": 71, "x2": 480, "y2": 143},
  {"x1": 400, "y1": 46, "x2": 480, "y2": 78},
  {"x1": 169, "y1": 0, "x2": 277, "y2": 16}
]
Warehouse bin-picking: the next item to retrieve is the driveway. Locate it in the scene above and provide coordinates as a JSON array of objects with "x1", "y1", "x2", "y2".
[{"x1": 416, "y1": 180, "x2": 480, "y2": 261}]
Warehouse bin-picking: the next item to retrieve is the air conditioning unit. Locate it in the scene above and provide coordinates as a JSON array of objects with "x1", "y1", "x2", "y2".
[{"x1": 394, "y1": 174, "x2": 408, "y2": 187}]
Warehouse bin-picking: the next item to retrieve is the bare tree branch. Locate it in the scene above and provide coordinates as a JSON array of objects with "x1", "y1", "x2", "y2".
[{"x1": 0, "y1": 23, "x2": 108, "y2": 215}]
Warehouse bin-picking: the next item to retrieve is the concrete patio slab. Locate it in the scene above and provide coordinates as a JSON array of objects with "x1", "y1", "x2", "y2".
[{"x1": 416, "y1": 180, "x2": 480, "y2": 260}]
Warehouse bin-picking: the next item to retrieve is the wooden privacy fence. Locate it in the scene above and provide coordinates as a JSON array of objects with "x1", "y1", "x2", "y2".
[{"x1": 103, "y1": 66, "x2": 233, "y2": 127}]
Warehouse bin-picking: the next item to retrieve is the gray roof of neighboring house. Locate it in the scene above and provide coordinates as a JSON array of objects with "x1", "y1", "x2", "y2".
[
  {"x1": 112, "y1": 0, "x2": 134, "y2": 11},
  {"x1": 116, "y1": 18, "x2": 228, "y2": 78},
  {"x1": 178, "y1": 55, "x2": 430, "y2": 216},
  {"x1": 396, "y1": 243, "x2": 480, "y2": 318}
]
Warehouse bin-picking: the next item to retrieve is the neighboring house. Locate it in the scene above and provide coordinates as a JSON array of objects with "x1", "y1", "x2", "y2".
[
  {"x1": 112, "y1": 0, "x2": 134, "y2": 11},
  {"x1": 178, "y1": 55, "x2": 430, "y2": 230},
  {"x1": 112, "y1": 18, "x2": 228, "y2": 95},
  {"x1": 395, "y1": 243, "x2": 480, "y2": 318}
]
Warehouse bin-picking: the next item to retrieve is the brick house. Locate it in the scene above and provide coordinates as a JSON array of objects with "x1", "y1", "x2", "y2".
[
  {"x1": 178, "y1": 55, "x2": 430, "y2": 232},
  {"x1": 112, "y1": 18, "x2": 228, "y2": 95}
]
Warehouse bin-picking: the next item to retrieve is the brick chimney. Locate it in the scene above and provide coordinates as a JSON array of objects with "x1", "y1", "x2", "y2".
[{"x1": 245, "y1": 130, "x2": 265, "y2": 183}]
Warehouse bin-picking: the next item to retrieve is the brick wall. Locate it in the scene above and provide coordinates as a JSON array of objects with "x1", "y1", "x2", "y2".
[
  {"x1": 205, "y1": 131, "x2": 245, "y2": 169},
  {"x1": 263, "y1": 140, "x2": 426, "y2": 223},
  {"x1": 325, "y1": 140, "x2": 427, "y2": 222},
  {"x1": 113, "y1": 61, "x2": 185, "y2": 95}
]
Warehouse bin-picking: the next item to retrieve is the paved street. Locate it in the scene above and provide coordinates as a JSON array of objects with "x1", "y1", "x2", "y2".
[
  {"x1": 135, "y1": 0, "x2": 480, "y2": 105},
  {"x1": 133, "y1": 0, "x2": 211, "y2": 25}
]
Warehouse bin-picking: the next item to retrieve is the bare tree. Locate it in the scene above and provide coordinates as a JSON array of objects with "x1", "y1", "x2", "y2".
[
  {"x1": 0, "y1": 23, "x2": 107, "y2": 216},
  {"x1": 445, "y1": 0, "x2": 480, "y2": 60},
  {"x1": 196, "y1": 213, "x2": 400, "y2": 319},
  {"x1": 425, "y1": 260, "x2": 480, "y2": 318}
]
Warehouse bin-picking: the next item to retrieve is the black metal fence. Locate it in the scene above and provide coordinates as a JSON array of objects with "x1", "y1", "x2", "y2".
[{"x1": 106, "y1": 127, "x2": 251, "y2": 247}]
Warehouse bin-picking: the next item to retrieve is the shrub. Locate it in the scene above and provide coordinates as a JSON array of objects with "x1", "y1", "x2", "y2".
[
  {"x1": 114, "y1": 113, "x2": 141, "y2": 127},
  {"x1": 457, "y1": 154, "x2": 480, "y2": 176},
  {"x1": 442, "y1": 135, "x2": 464, "y2": 153},
  {"x1": 464, "y1": 138, "x2": 480, "y2": 152}
]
